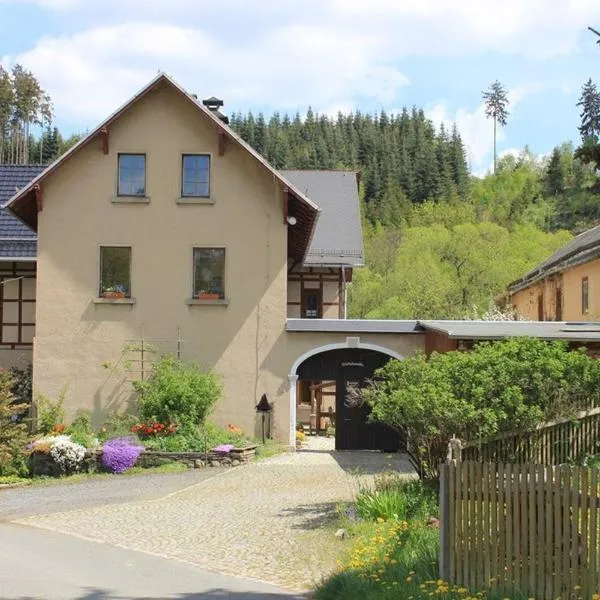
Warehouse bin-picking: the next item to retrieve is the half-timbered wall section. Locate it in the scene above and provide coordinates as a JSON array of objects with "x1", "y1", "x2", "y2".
[
  {"x1": 0, "y1": 262, "x2": 36, "y2": 347},
  {"x1": 287, "y1": 265, "x2": 347, "y2": 319}
]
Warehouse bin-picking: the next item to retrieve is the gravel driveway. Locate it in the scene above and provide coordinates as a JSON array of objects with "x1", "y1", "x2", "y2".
[{"x1": 8, "y1": 449, "x2": 414, "y2": 591}]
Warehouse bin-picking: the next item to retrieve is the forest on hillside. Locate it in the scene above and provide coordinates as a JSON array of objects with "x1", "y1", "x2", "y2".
[
  {"x1": 3, "y1": 64, "x2": 600, "y2": 319},
  {"x1": 229, "y1": 108, "x2": 600, "y2": 319}
]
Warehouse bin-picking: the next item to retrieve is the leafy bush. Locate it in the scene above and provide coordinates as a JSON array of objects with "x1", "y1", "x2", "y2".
[
  {"x1": 140, "y1": 420, "x2": 248, "y2": 452},
  {"x1": 48, "y1": 436, "x2": 86, "y2": 475},
  {"x1": 362, "y1": 338, "x2": 600, "y2": 477},
  {"x1": 98, "y1": 413, "x2": 139, "y2": 442},
  {"x1": 135, "y1": 357, "x2": 221, "y2": 427},
  {"x1": 35, "y1": 388, "x2": 66, "y2": 434},
  {"x1": 67, "y1": 410, "x2": 98, "y2": 449},
  {"x1": 0, "y1": 370, "x2": 28, "y2": 476},
  {"x1": 101, "y1": 437, "x2": 143, "y2": 473}
]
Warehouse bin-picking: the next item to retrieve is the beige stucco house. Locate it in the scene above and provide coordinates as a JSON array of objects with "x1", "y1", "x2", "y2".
[
  {"x1": 2, "y1": 73, "x2": 427, "y2": 450},
  {"x1": 506, "y1": 225, "x2": 600, "y2": 322},
  {"x1": 5, "y1": 73, "x2": 600, "y2": 450}
]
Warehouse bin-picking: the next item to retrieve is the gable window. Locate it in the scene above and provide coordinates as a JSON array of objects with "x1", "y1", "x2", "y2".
[
  {"x1": 582, "y1": 277, "x2": 589, "y2": 314},
  {"x1": 182, "y1": 154, "x2": 210, "y2": 197},
  {"x1": 100, "y1": 246, "x2": 131, "y2": 298},
  {"x1": 193, "y1": 248, "x2": 225, "y2": 299},
  {"x1": 118, "y1": 154, "x2": 146, "y2": 196}
]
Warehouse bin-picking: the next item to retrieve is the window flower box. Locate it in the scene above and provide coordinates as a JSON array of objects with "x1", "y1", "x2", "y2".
[
  {"x1": 103, "y1": 291, "x2": 126, "y2": 299},
  {"x1": 197, "y1": 292, "x2": 220, "y2": 300}
]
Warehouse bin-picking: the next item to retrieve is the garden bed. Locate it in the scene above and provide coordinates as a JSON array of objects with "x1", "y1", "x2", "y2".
[{"x1": 29, "y1": 446, "x2": 259, "y2": 476}]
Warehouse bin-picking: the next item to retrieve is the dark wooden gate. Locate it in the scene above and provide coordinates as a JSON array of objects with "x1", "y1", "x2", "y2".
[{"x1": 296, "y1": 348, "x2": 402, "y2": 451}]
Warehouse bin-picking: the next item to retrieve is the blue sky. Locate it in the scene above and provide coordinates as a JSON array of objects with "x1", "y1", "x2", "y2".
[{"x1": 2, "y1": 0, "x2": 600, "y2": 173}]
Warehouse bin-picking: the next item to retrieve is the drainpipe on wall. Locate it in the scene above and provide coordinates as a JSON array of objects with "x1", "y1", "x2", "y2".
[{"x1": 342, "y1": 266, "x2": 348, "y2": 320}]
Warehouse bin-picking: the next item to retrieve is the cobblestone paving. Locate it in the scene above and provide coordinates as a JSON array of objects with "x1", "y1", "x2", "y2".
[{"x1": 15, "y1": 448, "x2": 415, "y2": 591}]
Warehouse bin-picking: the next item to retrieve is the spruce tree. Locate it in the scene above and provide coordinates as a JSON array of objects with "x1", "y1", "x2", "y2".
[
  {"x1": 545, "y1": 147, "x2": 566, "y2": 196},
  {"x1": 482, "y1": 80, "x2": 510, "y2": 174},
  {"x1": 577, "y1": 79, "x2": 600, "y2": 143}
]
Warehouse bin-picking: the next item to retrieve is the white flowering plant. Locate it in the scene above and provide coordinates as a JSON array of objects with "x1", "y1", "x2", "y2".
[
  {"x1": 28, "y1": 434, "x2": 87, "y2": 475},
  {"x1": 49, "y1": 436, "x2": 86, "y2": 474}
]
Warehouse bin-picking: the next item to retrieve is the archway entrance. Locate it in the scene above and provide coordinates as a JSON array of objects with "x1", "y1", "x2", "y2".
[{"x1": 292, "y1": 345, "x2": 403, "y2": 451}]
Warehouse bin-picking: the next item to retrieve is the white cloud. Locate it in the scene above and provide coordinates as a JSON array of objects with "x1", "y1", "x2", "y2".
[
  {"x1": 329, "y1": 0, "x2": 600, "y2": 59},
  {"x1": 2, "y1": 0, "x2": 597, "y2": 138},
  {"x1": 2, "y1": 21, "x2": 410, "y2": 126}
]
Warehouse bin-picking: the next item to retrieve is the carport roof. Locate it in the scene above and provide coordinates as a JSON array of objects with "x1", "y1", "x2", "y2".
[
  {"x1": 287, "y1": 319, "x2": 600, "y2": 342},
  {"x1": 419, "y1": 320, "x2": 600, "y2": 341}
]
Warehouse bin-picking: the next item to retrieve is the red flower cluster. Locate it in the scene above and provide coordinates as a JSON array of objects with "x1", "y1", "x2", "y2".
[
  {"x1": 131, "y1": 421, "x2": 177, "y2": 438},
  {"x1": 53, "y1": 423, "x2": 66, "y2": 433},
  {"x1": 227, "y1": 424, "x2": 243, "y2": 435}
]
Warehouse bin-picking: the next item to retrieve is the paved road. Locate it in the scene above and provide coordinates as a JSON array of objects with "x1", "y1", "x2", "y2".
[
  {"x1": 0, "y1": 469, "x2": 221, "y2": 520},
  {"x1": 0, "y1": 523, "x2": 302, "y2": 600}
]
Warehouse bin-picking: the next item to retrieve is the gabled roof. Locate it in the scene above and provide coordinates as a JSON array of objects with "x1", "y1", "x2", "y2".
[
  {"x1": 508, "y1": 225, "x2": 599, "y2": 293},
  {"x1": 280, "y1": 170, "x2": 364, "y2": 267},
  {"x1": 5, "y1": 73, "x2": 320, "y2": 262},
  {"x1": 0, "y1": 165, "x2": 42, "y2": 261}
]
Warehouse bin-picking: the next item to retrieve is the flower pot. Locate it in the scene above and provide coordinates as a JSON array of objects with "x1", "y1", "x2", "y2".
[
  {"x1": 197, "y1": 293, "x2": 220, "y2": 300},
  {"x1": 103, "y1": 291, "x2": 125, "y2": 299}
]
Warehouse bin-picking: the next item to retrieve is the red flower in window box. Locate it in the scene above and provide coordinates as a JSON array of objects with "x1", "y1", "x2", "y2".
[
  {"x1": 103, "y1": 285, "x2": 126, "y2": 299},
  {"x1": 197, "y1": 292, "x2": 220, "y2": 300}
]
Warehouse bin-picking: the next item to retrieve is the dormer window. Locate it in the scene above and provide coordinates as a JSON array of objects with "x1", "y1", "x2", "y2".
[
  {"x1": 182, "y1": 154, "x2": 210, "y2": 197},
  {"x1": 118, "y1": 154, "x2": 146, "y2": 196}
]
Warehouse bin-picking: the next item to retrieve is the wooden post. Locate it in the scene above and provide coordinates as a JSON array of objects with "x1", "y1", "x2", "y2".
[
  {"x1": 440, "y1": 461, "x2": 452, "y2": 580},
  {"x1": 177, "y1": 326, "x2": 182, "y2": 360}
]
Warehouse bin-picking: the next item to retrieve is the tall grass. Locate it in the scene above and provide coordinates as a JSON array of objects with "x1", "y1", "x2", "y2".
[
  {"x1": 318, "y1": 472, "x2": 536, "y2": 600},
  {"x1": 354, "y1": 473, "x2": 438, "y2": 522}
]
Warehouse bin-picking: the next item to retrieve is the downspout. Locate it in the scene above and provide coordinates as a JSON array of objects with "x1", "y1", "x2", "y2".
[{"x1": 342, "y1": 266, "x2": 347, "y2": 320}]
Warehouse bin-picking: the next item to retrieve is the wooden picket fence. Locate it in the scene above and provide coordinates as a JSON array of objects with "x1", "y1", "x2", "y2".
[
  {"x1": 439, "y1": 461, "x2": 600, "y2": 599},
  {"x1": 462, "y1": 407, "x2": 600, "y2": 465}
]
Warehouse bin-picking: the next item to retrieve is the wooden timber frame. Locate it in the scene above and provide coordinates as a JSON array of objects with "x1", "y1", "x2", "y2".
[
  {"x1": 308, "y1": 380, "x2": 336, "y2": 434},
  {"x1": 0, "y1": 261, "x2": 36, "y2": 348},
  {"x1": 287, "y1": 265, "x2": 350, "y2": 319}
]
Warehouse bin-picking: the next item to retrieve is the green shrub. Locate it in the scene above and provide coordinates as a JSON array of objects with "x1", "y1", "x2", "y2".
[
  {"x1": 140, "y1": 420, "x2": 249, "y2": 452},
  {"x1": 135, "y1": 357, "x2": 221, "y2": 427},
  {"x1": 35, "y1": 388, "x2": 66, "y2": 434},
  {"x1": 0, "y1": 370, "x2": 29, "y2": 476},
  {"x1": 98, "y1": 413, "x2": 138, "y2": 442},
  {"x1": 67, "y1": 410, "x2": 97, "y2": 448},
  {"x1": 362, "y1": 338, "x2": 600, "y2": 477}
]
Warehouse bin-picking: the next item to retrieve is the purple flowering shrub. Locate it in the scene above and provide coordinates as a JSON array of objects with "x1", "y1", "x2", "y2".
[{"x1": 101, "y1": 437, "x2": 143, "y2": 473}]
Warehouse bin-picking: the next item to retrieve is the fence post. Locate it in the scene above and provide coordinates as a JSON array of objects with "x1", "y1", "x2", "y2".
[{"x1": 440, "y1": 460, "x2": 451, "y2": 580}]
